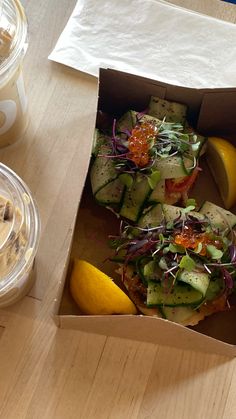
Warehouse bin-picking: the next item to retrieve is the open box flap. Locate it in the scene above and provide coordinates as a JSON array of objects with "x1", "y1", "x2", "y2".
[
  {"x1": 197, "y1": 90, "x2": 236, "y2": 142},
  {"x1": 98, "y1": 68, "x2": 236, "y2": 140},
  {"x1": 55, "y1": 312, "x2": 236, "y2": 357}
]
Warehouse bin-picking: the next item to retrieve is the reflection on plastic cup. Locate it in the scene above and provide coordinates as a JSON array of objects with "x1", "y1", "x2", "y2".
[
  {"x1": 0, "y1": 163, "x2": 40, "y2": 307},
  {"x1": 0, "y1": 0, "x2": 28, "y2": 148}
]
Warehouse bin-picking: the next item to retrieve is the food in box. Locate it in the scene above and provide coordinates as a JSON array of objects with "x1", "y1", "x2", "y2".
[{"x1": 54, "y1": 69, "x2": 236, "y2": 356}]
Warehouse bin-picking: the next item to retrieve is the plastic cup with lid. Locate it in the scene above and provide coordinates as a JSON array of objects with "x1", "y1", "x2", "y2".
[{"x1": 0, "y1": 0, "x2": 28, "y2": 148}]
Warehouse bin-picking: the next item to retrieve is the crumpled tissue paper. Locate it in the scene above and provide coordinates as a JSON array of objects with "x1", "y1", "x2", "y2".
[{"x1": 49, "y1": 0, "x2": 236, "y2": 88}]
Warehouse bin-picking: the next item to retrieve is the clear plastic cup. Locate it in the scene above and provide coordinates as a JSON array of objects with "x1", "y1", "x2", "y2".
[
  {"x1": 0, "y1": 163, "x2": 40, "y2": 307},
  {"x1": 0, "y1": 0, "x2": 28, "y2": 147}
]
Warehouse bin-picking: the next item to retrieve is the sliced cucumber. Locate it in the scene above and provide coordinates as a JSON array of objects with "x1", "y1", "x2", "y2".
[
  {"x1": 178, "y1": 270, "x2": 210, "y2": 297},
  {"x1": 162, "y1": 204, "x2": 205, "y2": 223},
  {"x1": 138, "y1": 203, "x2": 163, "y2": 228},
  {"x1": 116, "y1": 110, "x2": 137, "y2": 133},
  {"x1": 162, "y1": 204, "x2": 182, "y2": 223},
  {"x1": 95, "y1": 177, "x2": 124, "y2": 205},
  {"x1": 205, "y1": 277, "x2": 225, "y2": 301},
  {"x1": 136, "y1": 256, "x2": 156, "y2": 284},
  {"x1": 119, "y1": 174, "x2": 151, "y2": 222},
  {"x1": 199, "y1": 201, "x2": 236, "y2": 230},
  {"x1": 153, "y1": 155, "x2": 194, "y2": 179},
  {"x1": 148, "y1": 179, "x2": 165, "y2": 203},
  {"x1": 90, "y1": 150, "x2": 118, "y2": 195},
  {"x1": 139, "y1": 203, "x2": 205, "y2": 227},
  {"x1": 92, "y1": 129, "x2": 107, "y2": 157},
  {"x1": 147, "y1": 281, "x2": 203, "y2": 307},
  {"x1": 143, "y1": 260, "x2": 161, "y2": 281},
  {"x1": 139, "y1": 203, "x2": 182, "y2": 227},
  {"x1": 138, "y1": 113, "x2": 162, "y2": 127},
  {"x1": 148, "y1": 96, "x2": 187, "y2": 126}
]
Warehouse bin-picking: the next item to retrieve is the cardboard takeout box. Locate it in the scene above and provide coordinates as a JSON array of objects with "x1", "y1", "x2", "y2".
[{"x1": 53, "y1": 69, "x2": 236, "y2": 357}]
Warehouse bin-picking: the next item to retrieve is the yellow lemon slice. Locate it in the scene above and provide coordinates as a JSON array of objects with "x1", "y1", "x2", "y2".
[
  {"x1": 207, "y1": 137, "x2": 236, "y2": 209},
  {"x1": 70, "y1": 259, "x2": 137, "y2": 315}
]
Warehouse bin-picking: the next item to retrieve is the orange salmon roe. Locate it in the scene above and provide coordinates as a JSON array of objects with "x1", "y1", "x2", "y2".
[
  {"x1": 128, "y1": 122, "x2": 157, "y2": 167},
  {"x1": 174, "y1": 226, "x2": 222, "y2": 256}
]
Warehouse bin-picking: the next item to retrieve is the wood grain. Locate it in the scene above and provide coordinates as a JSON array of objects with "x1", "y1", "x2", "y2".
[
  {"x1": 167, "y1": 0, "x2": 236, "y2": 23},
  {"x1": 0, "y1": 1, "x2": 235, "y2": 418}
]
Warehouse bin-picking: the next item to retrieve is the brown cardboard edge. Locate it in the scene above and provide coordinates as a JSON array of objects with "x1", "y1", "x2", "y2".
[
  {"x1": 53, "y1": 256, "x2": 72, "y2": 327},
  {"x1": 52, "y1": 78, "x2": 100, "y2": 325},
  {"x1": 54, "y1": 313, "x2": 236, "y2": 357}
]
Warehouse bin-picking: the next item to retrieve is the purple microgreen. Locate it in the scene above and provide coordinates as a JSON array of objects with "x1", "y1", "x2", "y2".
[
  {"x1": 109, "y1": 196, "x2": 236, "y2": 300},
  {"x1": 229, "y1": 244, "x2": 236, "y2": 263},
  {"x1": 121, "y1": 129, "x2": 131, "y2": 136},
  {"x1": 99, "y1": 113, "x2": 203, "y2": 177},
  {"x1": 232, "y1": 230, "x2": 236, "y2": 245},
  {"x1": 112, "y1": 118, "x2": 117, "y2": 140},
  {"x1": 136, "y1": 109, "x2": 149, "y2": 122},
  {"x1": 222, "y1": 267, "x2": 234, "y2": 289}
]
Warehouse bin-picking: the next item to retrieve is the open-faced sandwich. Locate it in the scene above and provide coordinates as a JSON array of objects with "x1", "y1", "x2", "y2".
[
  {"x1": 109, "y1": 201, "x2": 236, "y2": 326},
  {"x1": 90, "y1": 96, "x2": 206, "y2": 222}
]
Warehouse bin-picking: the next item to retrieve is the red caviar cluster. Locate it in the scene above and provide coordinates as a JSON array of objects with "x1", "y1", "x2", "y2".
[
  {"x1": 128, "y1": 122, "x2": 157, "y2": 167},
  {"x1": 174, "y1": 225, "x2": 222, "y2": 256}
]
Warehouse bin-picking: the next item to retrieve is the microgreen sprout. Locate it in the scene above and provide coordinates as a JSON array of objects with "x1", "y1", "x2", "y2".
[
  {"x1": 109, "y1": 210, "x2": 236, "y2": 295},
  {"x1": 99, "y1": 115, "x2": 201, "y2": 176}
]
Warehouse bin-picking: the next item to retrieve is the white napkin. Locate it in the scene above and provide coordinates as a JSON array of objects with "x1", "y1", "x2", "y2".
[{"x1": 49, "y1": 0, "x2": 236, "y2": 88}]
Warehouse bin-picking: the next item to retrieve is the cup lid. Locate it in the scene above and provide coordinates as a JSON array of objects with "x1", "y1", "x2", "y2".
[{"x1": 0, "y1": 0, "x2": 27, "y2": 73}]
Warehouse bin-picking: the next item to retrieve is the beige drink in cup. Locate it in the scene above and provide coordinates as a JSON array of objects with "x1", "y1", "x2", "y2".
[{"x1": 0, "y1": 0, "x2": 28, "y2": 148}]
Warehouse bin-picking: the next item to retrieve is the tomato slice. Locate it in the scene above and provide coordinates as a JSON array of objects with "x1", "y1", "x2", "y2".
[{"x1": 165, "y1": 168, "x2": 199, "y2": 193}]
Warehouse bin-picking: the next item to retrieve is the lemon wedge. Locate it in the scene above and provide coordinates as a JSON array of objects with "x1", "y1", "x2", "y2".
[
  {"x1": 207, "y1": 137, "x2": 236, "y2": 209},
  {"x1": 70, "y1": 259, "x2": 137, "y2": 315}
]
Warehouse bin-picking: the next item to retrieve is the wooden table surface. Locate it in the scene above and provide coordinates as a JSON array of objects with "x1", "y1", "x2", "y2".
[{"x1": 0, "y1": 0, "x2": 235, "y2": 418}]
